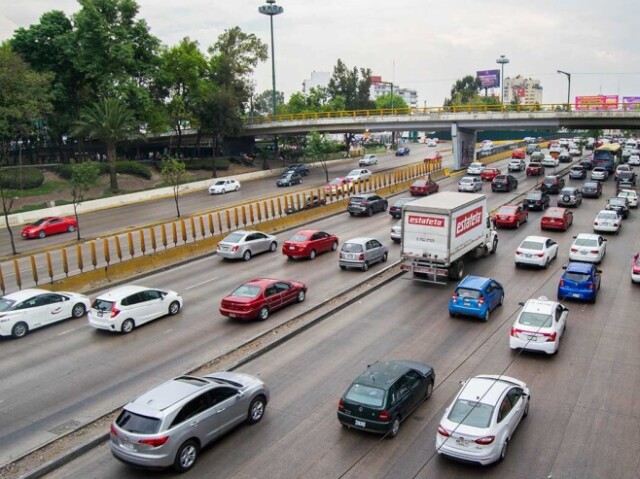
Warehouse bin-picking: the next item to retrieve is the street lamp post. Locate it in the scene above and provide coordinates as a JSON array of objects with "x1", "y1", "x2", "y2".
[
  {"x1": 259, "y1": 0, "x2": 283, "y2": 118},
  {"x1": 557, "y1": 70, "x2": 571, "y2": 110},
  {"x1": 496, "y1": 54, "x2": 510, "y2": 104}
]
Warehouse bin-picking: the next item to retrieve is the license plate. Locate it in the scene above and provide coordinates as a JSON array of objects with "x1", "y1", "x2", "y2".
[
  {"x1": 581, "y1": 251, "x2": 587, "y2": 255},
  {"x1": 121, "y1": 441, "x2": 136, "y2": 450},
  {"x1": 97, "y1": 311, "x2": 103, "y2": 318},
  {"x1": 572, "y1": 293, "x2": 580, "y2": 298},
  {"x1": 456, "y1": 437, "x2": 469, "y2": 446},
  {"x1": 525, "y1": 254, "x2": 532, "y2": 258},
  {"x1": 355, "y1": 420, "x2": 366, "y2": 428},
  {"x1": 463, "y1": 301, "x2": 470, "y2": 306},
  {"x1": 229, "y1": 313, "x2": 237, "y2": 318},
  {"x1": 289, "y1": 246, "x2": 295, "y2": 250},
  {"x1": 527, "y1": 335, "x2": 537, "y2": 341}
]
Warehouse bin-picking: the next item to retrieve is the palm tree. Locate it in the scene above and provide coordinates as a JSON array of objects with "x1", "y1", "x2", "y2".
[{"x1": 73, "y1": 98, "x2": 138, "y2": 193}]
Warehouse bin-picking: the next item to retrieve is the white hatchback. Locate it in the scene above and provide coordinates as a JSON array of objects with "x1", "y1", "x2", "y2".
[
  {"x1": 345, "y1": 168, "x2": 372, "y2": 182},
  {"x1": 593, "y1": 210, "x2": 621, "y2": 234},
  {"x1": 467, "y1": 162, "x2": 486, "y2": 175},
  {"x1": 437, "y1": 375, "x2": 529, "y2": 465},
  {"x1": 208, "y1": 179, "x2": 241, "y2": 195},
  {"x1": 0, "y1": 289, "x2": 90, "y2": 339},
  {"x1": 569, "y1": 233, "x2": 607, "y2": 263},
  {"x1": 617, "y1": 189, "x2": 638, "y2": 208},
  {"x1": 628, "y1": 155, "x2": 640, "y2": 166},
  {"x1": 88, "y1": 285, "x2": 183, "y2": 334},
  {"x1": 514, "y1": 236, "x2": 558, "y2": 268},
  {"x1": 541, "y1": 155, "x2": 559, "y2": 167},
  {"x1": 510, "y1": 296, "x2": 568, "y2": 355}
]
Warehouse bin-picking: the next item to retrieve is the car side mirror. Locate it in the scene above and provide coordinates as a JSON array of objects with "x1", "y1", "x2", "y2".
[
  {"x1": 562, "y1": 266, "x2": 567, "y2": 270},
  {"x1": 572, "y1": 235, "x2": 577, "y2": 239},
  {"x1": 563, "y1": 306, "x2": 569, "y2": 312},
  {"x1": 459, "y1": 380, "x2": 467, "y2": 386},
  {"x1": 518, "y1": 301, "x2": 525, "y2": 307},
  {"x1": 597, "y1": 270, "x2": 603, "y2": 274}
]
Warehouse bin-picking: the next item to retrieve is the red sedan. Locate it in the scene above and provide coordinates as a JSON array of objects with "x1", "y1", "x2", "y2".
[
  {"x1": 21, "y1": 216, "x2": 78, "y2": 239},
  {"x1": 409, "y1": 178, "x2": 439, "y2": 196},
  {"x1": 493, "y1": 204, "x2": 528, "y2": 229},
  {"x1": 541, "y1": 207, "x2": 573, "y2": 231},
  {"x1": 526, "y1": 162, "x2": 544, "y2": 176},
  {"x1": 481, "y1": 168, "x2": 501, "y2": 181},
  {"x1": 282, "y1": 230, "x2": 339, "y2": 260},
  {"x1": 424, "y1": 152, "x2": 443, "y2": 163},
  {"x1": 220, "y1": 278, "x2": 307, "y2": 321},
  {"x1": 511, "y1": 148, "x2": 525, "y2": 159}
]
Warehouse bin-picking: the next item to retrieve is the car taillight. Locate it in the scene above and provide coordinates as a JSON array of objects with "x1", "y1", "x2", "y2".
[
  {"x1": 535, "y1": 253, "x2": 544, "y2": 257},
  {"x1": 559, "y1": 280, "x2": 564, "y2": 286},
  {"x1": 379, "y1": 410, "x2": 390, "y2": 421},
  {"x1": 590, "y1": 250, "x2": 599, "y2": 254},
  {"x1": 614, "y1": 222, "x2": 619, "y2": 226},
  {"x1": 475, "y1": 436, "x2": 495, "y2": 445},
  {"x1": 478, "y1": 297, "x2": 485, "y2": 305},
  {"x1": 545, "y1": 332, "x2": 557, "y2": 342},
  {"x1": 510, "y1": 327, "x2": 519, "y2": 337},
  {"x1": 358, "y1": 253, "x2": 364, "y2": 260},
  {"x1": 110, "y1": 424, "x2": 119, "y2": 437},
  {"x1": 451, "y1": 293, "x2": 458, "y2": 301},
  {"x1": 589, "y1": 283, "x2": 594, "y2": 290},
  {"x1": 437, "y1": 425, "x2": 450, "y2": 437},
  {"x1": 338, "y1": 399, "x2": 345, "y2": 411},
  {"x1": 110, "y1": 306, "x2": 120, "y2": 318},
  {"x1": 570, "y1": 248, "x2": 578, "y2": 252},
  {"x1": 232, "y1": 245, "x2": 239, "y2": 252},
  {"x1": 515, "y1": 250, "x2": 522, "y2": 255},
  {"x1": 138, "y1": 436, "x2": 169, "y2": 447}
]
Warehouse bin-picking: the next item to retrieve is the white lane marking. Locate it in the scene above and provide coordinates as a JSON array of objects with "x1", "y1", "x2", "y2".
[
  {"x1": 57, "y1": 328, "x2": 77, "y2": 336},
  {"x1": 185, "y1": 277, "x2": 219, "y2": 290},
  {"x1": 165, "y1": 329, "x2": 173, "y2": 334}
]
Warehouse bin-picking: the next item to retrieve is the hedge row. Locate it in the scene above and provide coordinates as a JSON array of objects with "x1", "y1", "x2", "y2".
[
  {"x1": 55, "y1": 161, "x2": 152, "y2": 180},
  {"x1": 181, "y1": 158, "x2": 230, "y2": 171},
  {"x1": 0, "y1": 167, "x2": 45, "y2": 189}
]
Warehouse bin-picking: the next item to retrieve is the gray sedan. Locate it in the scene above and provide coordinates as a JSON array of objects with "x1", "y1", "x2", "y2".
[
  {"x1": 217, "y1": 230, "x2": 278, "y2": 261},
  {"x1": 339, "y1": 237, "x2": 388, "y2": 271}
]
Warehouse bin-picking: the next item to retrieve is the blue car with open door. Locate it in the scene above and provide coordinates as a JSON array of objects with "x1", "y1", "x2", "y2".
[{"x1": 449, "y1": 276, "x2": 504, "y2": 321}]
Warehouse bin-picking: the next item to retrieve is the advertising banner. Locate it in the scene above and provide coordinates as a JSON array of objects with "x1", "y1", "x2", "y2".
[
  {"x1": 622, "y1": 96, "x2": 640, "y2": 109},
  {"x1": 476, "y1": 70, "x2": 500, "y2": 89},
  {"x1": 515, "y1": 87, "x2": 526, "y2": 98},
  {"x1": 575, "y1": 95, "x2": 619, "y2": 110}
]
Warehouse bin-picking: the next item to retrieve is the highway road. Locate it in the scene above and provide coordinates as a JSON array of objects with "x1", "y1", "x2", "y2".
[{"x1": 36, "y1": 156, "x2": 640, "y2": 479}]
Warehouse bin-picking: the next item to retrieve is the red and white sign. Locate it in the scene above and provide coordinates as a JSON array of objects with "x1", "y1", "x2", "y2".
[
  {"x1": 455, "y1": 206, "x2": 483, "y2": 237},
  {"x1": 407, "y1": 215, "x2": 445, "y2": 228}
]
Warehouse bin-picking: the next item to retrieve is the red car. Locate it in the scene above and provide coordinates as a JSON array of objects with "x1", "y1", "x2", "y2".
[
  {"x1": 282, "y1": 230, "x2": 339, "y2": 260},
  {"x1": 424, "y1": 152, "x2": 443, "y2": 163},
  {"x1": 632, "y1": 253, "x2": 640, "y2": 283},
  {"x1": 219, "y1": 278, "x2": 307, "y2": 321},
  {"x1": 409, "y1": 178, "x2": 439, "y2": 196},
  {"x1": 526, "y1": 162, "x2": 544, "y2": 176},
  {"x1": 481, "y1": 168, "x2": 501, "y2": 181},
  {"x1": 493, "y1": 204, "x2": 528, "y2": 229},
  {"x1": 324, "y1": 177, "x2": 351, "y2": 195},
  {"x1": 511, "y1": 148, "x2": 525, "y2": 159},
  {"x1": 541, "y1": 207, "x2": 573, "y2": 231},
  {"x1": 21, "y1": 216, "x2": 78, "y2": 239}
]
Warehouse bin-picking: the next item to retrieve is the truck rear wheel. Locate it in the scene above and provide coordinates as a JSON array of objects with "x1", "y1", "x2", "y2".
[{"x1": 448, "y1": 260, "x2": 464, "y2": 280}]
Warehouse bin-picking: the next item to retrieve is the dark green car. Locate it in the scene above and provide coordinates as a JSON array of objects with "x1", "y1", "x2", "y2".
[{"x1": 337, "y1": 360, "x2": 435, "y2": 438}]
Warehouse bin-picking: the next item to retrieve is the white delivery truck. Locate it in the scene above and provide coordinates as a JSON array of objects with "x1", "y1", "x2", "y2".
[{"x1": 400, "y1": 191, "x2": 498, "y2": 283}]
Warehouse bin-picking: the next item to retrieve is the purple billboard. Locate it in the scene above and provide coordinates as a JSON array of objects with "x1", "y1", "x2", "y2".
[
  {"x1": 476, "y1": 69, "x2": 500, "y2": 88},
  {"x1": 623, "y1": 96, "x2": 640, "y2": 109}
]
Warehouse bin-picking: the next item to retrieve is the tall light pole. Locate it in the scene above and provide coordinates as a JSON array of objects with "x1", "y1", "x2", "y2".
[
  {"x1": 557, "y1": 70, "x2": 571, "y2": 109},
  {"x1": 496, "y1": 54, "x2": 510, "y2": 104},
  {"x1": 259, "y1": 0, "x2": 283, "y2": 118}
]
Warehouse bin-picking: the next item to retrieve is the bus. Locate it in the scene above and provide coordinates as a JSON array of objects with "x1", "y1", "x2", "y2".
[{"x1": 593, "y1": 143, "x2": 622, "y2": 172}]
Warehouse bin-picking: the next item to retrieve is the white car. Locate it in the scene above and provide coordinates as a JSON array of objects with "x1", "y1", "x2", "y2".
[
  {"x1": 593, "y1": 210, "x2": 621, "y2": 234},
  {"x1": 0, "y1": 288, "x2": 91, "y2": 339},
  {"x1": 541, "y1": 155, "x2": 559, "y2": 167},
  {"x1": 458, "y1": 176, "x2": 483, "y2": 192},
  {"x1": 569, "y1": 233, "x2": 607, "y2": 263},
  {"x1": 208, "y1": 179, "x2": 241, "y2": 195},
  {"x1": 628, "y1": 154, "x2": 640, "y2": 166},
  {"x1": 390, "y1": 221, "x2": 401, "y2": 243},
  {"x1": 615, "y1": 164, "x2": 632, "y2": 180},
  {"x1": 436, "y1": 375, "x2": 530, "y2": 465},
  {"x1": 558, "y1": 138, "x2": 569, "y2": 147},
  {"x1": 569, "y1": 147, "x2": 581, "y2": 156},
  {"x1": 514, "y1": 236, "x2": 558, "y2": 269},
  {"x1": 359, "y1": 154, "x2": 378, "y2": 167},
  {"x1": 345, "y1": 168, "x2": 372, "y2": 182},
  {"x1": 509, "y1": 296, "x2": 568, "y2": 355},
  {"x1": 427, "y1": 139, "x2": 438, "y2": 147},
  {"x1": 617, "y1": 189, "x2": 638, "y2": 208},
  {"x1": 466, "y1": 162, "x2": 486, "y2": 175},
  {"x1": 88, "y1": 285, "x2": 183, "y2": 334},
  {"x1": 507, "y1": 159, "x2": 525, "y2": 172}
]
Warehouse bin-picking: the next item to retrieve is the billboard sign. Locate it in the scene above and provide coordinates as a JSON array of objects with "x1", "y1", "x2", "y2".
[
  {"x1": 515, "y1": 87, "x2": 526, "y2": 98},
  {"x1": 575, "y1": 95, "x2": 619, "y2": 110},
  {"x1": 476, "y1": 69, "x2": 500, "y2": 89},
  {"x1": 623, "y1": 96, "x2": 640, "y2": 109}
]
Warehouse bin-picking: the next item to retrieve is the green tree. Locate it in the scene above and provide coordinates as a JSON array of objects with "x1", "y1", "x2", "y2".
[
  {"x1": 253, "y1": 89, "x2": 285, "y2": 116},
  {"x1": 69, "y1": 161, "x2": 101, "y2": 240},
  {"x1": 0, "y1": 43, "x2": 53, "y2": 255},
  {"x1": 444, "y1": 75, "x2": 483, "y2": 106},
  {"x1": 375, "y1": 93, "x2": 408, "y2": 110},
  {"x1": 160, "y1": 157, "x2": 188, "y2": 217},
  {"x1": 305, "y1": 131, "x2": 333, "y2": 182},
  {"x1": 72, "y1": 98, "x2": 138, "y2": 193}
]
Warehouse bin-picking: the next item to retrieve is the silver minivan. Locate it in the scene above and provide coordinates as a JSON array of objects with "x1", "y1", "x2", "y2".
[
  {"x1": 110, "y1": 372, "x2": 269, "y2": 472},
  {"x1": 339, "y1": 237, "x2": 388, "y2": 271}
]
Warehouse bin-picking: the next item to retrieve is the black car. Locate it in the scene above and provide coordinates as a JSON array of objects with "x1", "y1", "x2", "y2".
[
  {"x1": 579, "y1": 158, "x2": 595, "y2": 170},
  {"x1": 558, "y1": 151, "x2": 572, "y2": 163},
  {"x1": 276, "y1": 172, "x2": 302, "y2": 187},
  {"x1": 582, "y1": 181, "x2": 602, "y2": 198},
  {"x1": 284, "y1": 163, "x2": 310, "y2": 176},
  {"x1": 541, "y1": 175, "x2": 565, "y2": 194},
  {"x1": 557, "y1": 187, "x2": 583, "y2": 207},
  {"x1": 389, "y1": 197, "x2": 414, "y2": 219},
  {"x1": 524, "y1": 191, "x2": 550, "y2": 210},
  {"x1": 337, "y1": 360, "x2": 435, "y2": 438},
  {"x1": 285, "y1": 195, "x2": 326, "y2": 215},
  {"x1": 395, "y1": 147, "x2": 410, "y2": 156},
  {"x1": 491, "y1": 174, "x2": 518, "y2": 192},
  {"x1": 347, "y1": 194, "x2": 388, "y2": 216},
  {"x1": 616, "y1": 171, "x2": 636, "y2": 188},
  {"x1": 606, "y1": 197, "x2": 630, "y2": 219},
  {"x1": 569, "y1": 166, "x2": 586, "y2": 180}
]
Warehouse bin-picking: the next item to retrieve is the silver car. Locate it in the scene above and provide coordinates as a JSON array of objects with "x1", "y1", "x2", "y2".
[
  {"x1": 339, "y1": 237, "x2": 388, "y2": 271},
  {"x1": 110, "y1": 372, "x2": 269, "y2": 472},
  {"x1": 217, "y1": 230, "x2": 278, "y2": 261},
  {"x1": 458, "y1": 176, "x2": 482, "y2": 192},
  {"x1": 391, "y1": 221, "x2": 402, "y2": 243}
]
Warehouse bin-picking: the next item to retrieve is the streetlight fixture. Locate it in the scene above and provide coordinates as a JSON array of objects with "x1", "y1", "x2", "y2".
[
  {"x1": 557, "y1": 70, "x2": 571, "y2": 110},
  {"x1": 259, "y1": 0, "x2": 284, "y2": 118},
  {"x1": 496, "y1": 54, "x2": 510, "y2": 104}
]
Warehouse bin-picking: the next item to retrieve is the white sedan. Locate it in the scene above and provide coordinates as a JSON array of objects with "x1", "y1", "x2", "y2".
[
  {"x1": 541, "y1": 155, "x2": 559, "y2": 167},
  {"x1": 569, "y1": 233, "x2": 607, "y2": 263},
  {"x1": 593, "y1": 210, "x2": 621, "y2": 234},
  {"x1": 345, "y1": 168, "x2": 372, "y2": 182},
  {"x1": 427, "y1": 139, "x2": 438, "y2": 147},
  {"x1": 0, "y1": 289, "x2": 91, "y2": 338},
  {"x1": 208, "y1": 179, "x2": 241, "y2": 195},
  {"x1": 436, "y1": 375, "x2": 529, "y2": 465},
  {"x1": 514, "y1": 235, "x2": 558, "y2": 268},
  {"x1": 628, "y1": 154, "x2": 640, "y2": 166},
  {"x1": 458, "y1": 176, "x2": 483, "y2": 192},
  {"x1": 510, "y1": 296, "x2": 567, "y2": 355},
  {"x1": 618, "y1": 189, "x2": 638, "y2": 208},
  {"x1": 466, "y1": 162, "x2": 486, "y2": 175}
]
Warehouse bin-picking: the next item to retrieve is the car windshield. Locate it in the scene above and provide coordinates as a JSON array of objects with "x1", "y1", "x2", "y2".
[
  {"x1": 116, "y1": 410, "x2": 161, "y2": 434},
  {"x1": 350, "y1": 197, "x2": 365, "y2": 203},
  {"x1": 518, "y1": 311, "x2": 552, "y2": 328},
  {"x1": 560, "y1": 189, "x2": 574, "y2": 195},
  {"x1": 288, "y1": 233, "x2": 309, "y2": 242},
  {"x1": 448, "y1": 399, "x2": 494, "y2": 428},
  {"x1": 547, "y1": 209, "x2": 565, "y2": 218},
  {"x1": 571, "y1": 167, "x2": 583, "y2": 171},
  {"x1": 469, "y1": 163, "x2": 482, "y2": 168},
  {"x1": 455, "y1": 288, "x2": 481, "y2": 299},
  {"x1": 574, "y1": 238, "x2": 597, "y2": 247},
  {"x1": 564, "y1": 272, "x2": 591, "y2": 283},
  {"x1": 91, "y1": 299, "x2": 114, "y2": 312},
  {"x1": 329, "y1": 179, "x2": 343, "y2": 186},
  {"x1": 31, "y1": 218, "x2": 47, "y2": 226},
  {"x1": 526, "y1": 193, "x2": 541, "y2": 200},
  {"x1": 519, "y1": 240, "x2": 543, "y2": 250},
  {"x1": 598, "y1": 212, "x2": 618, "y2": 220},
  {"x1": 543, "y1": 178, "x2": 557, "y2": 185},
  {"x1": 460, "y1": 178, "x2": 473, "y2": 184},
  {"x1": 342, "y1": 243, "x2": 364, "y2": 253},
  {"x1": 214, "y1": 180, "x2": 225, "y2": 186},
  {"x1": 413, "y1": 181, "x2": 427, "y2": 187},
  {"x1": 231, "y1": 284, "x2": 262, "y2": 298},
  {"x1": 497, "y1": 206, "x2": 516, "y2": 214},
  {"x1": 344, "y1": 383, "x2": 385, "y2": 408},
  {"x1": 223, "y1": 232, "x2": 244, "y2": 243},
  {"x1": 0, "y1": 298, "x2": 16, "y2": 312},
  {"x1": 609, "y1": 198, "x2": 625, "y2": 206},
  {"x1": 394, "y1": 199, "x2": 411, "y2": 207},
  {"x1": 584, "y1": 182, "x2": 598, "y2": 189}
]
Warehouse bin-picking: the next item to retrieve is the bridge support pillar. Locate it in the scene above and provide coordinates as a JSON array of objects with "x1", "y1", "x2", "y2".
[{"x1": 451, "y1": 123, "x2": 476, "y2": 171}]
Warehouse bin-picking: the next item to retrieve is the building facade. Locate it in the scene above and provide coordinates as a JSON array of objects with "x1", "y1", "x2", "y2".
[
  {"x1": 370, "y1": 76, "x2": 418, "y2": 108},
  {"x1": 503, "y1": 76, "x2": 543, "y2": 105},
  {"x1": 302, "y1": 71, "x2": 330, "y2": 93}
]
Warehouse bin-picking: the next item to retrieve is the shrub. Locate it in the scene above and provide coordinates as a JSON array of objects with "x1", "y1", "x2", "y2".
[
  {"x1": 182, "y1": 157, "x2": 230, "y2": 171},
  {"x1": 55, "y1": 161, "x2": 152, "y2": 180},
  {"x1": 0, "y1": 167, "x2": 45, "y2": 189}
]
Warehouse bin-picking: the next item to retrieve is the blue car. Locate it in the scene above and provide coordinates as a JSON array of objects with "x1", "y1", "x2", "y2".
[
  {"x1": 557, "y1": 262, "x2": 601, "y2": 303},
  {"x1": 449, "y1": 276, "x2": 504, "y2": 321}
]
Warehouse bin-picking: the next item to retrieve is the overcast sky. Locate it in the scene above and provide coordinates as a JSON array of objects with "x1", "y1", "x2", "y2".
[{"x1": 3, "y1": 0, "x2": 640, "y2": 107}]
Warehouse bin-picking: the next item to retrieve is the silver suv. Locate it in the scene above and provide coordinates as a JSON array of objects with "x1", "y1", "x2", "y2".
[
  {"x1": 557, "y1": 187, "x2": 583, "y2": 207},
  {"x1": 110, "y1": 373, "x2": 269, "y2": 472},
  {"x1": 339, "y1": 237, "x2": 388, "y2": 271}
]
